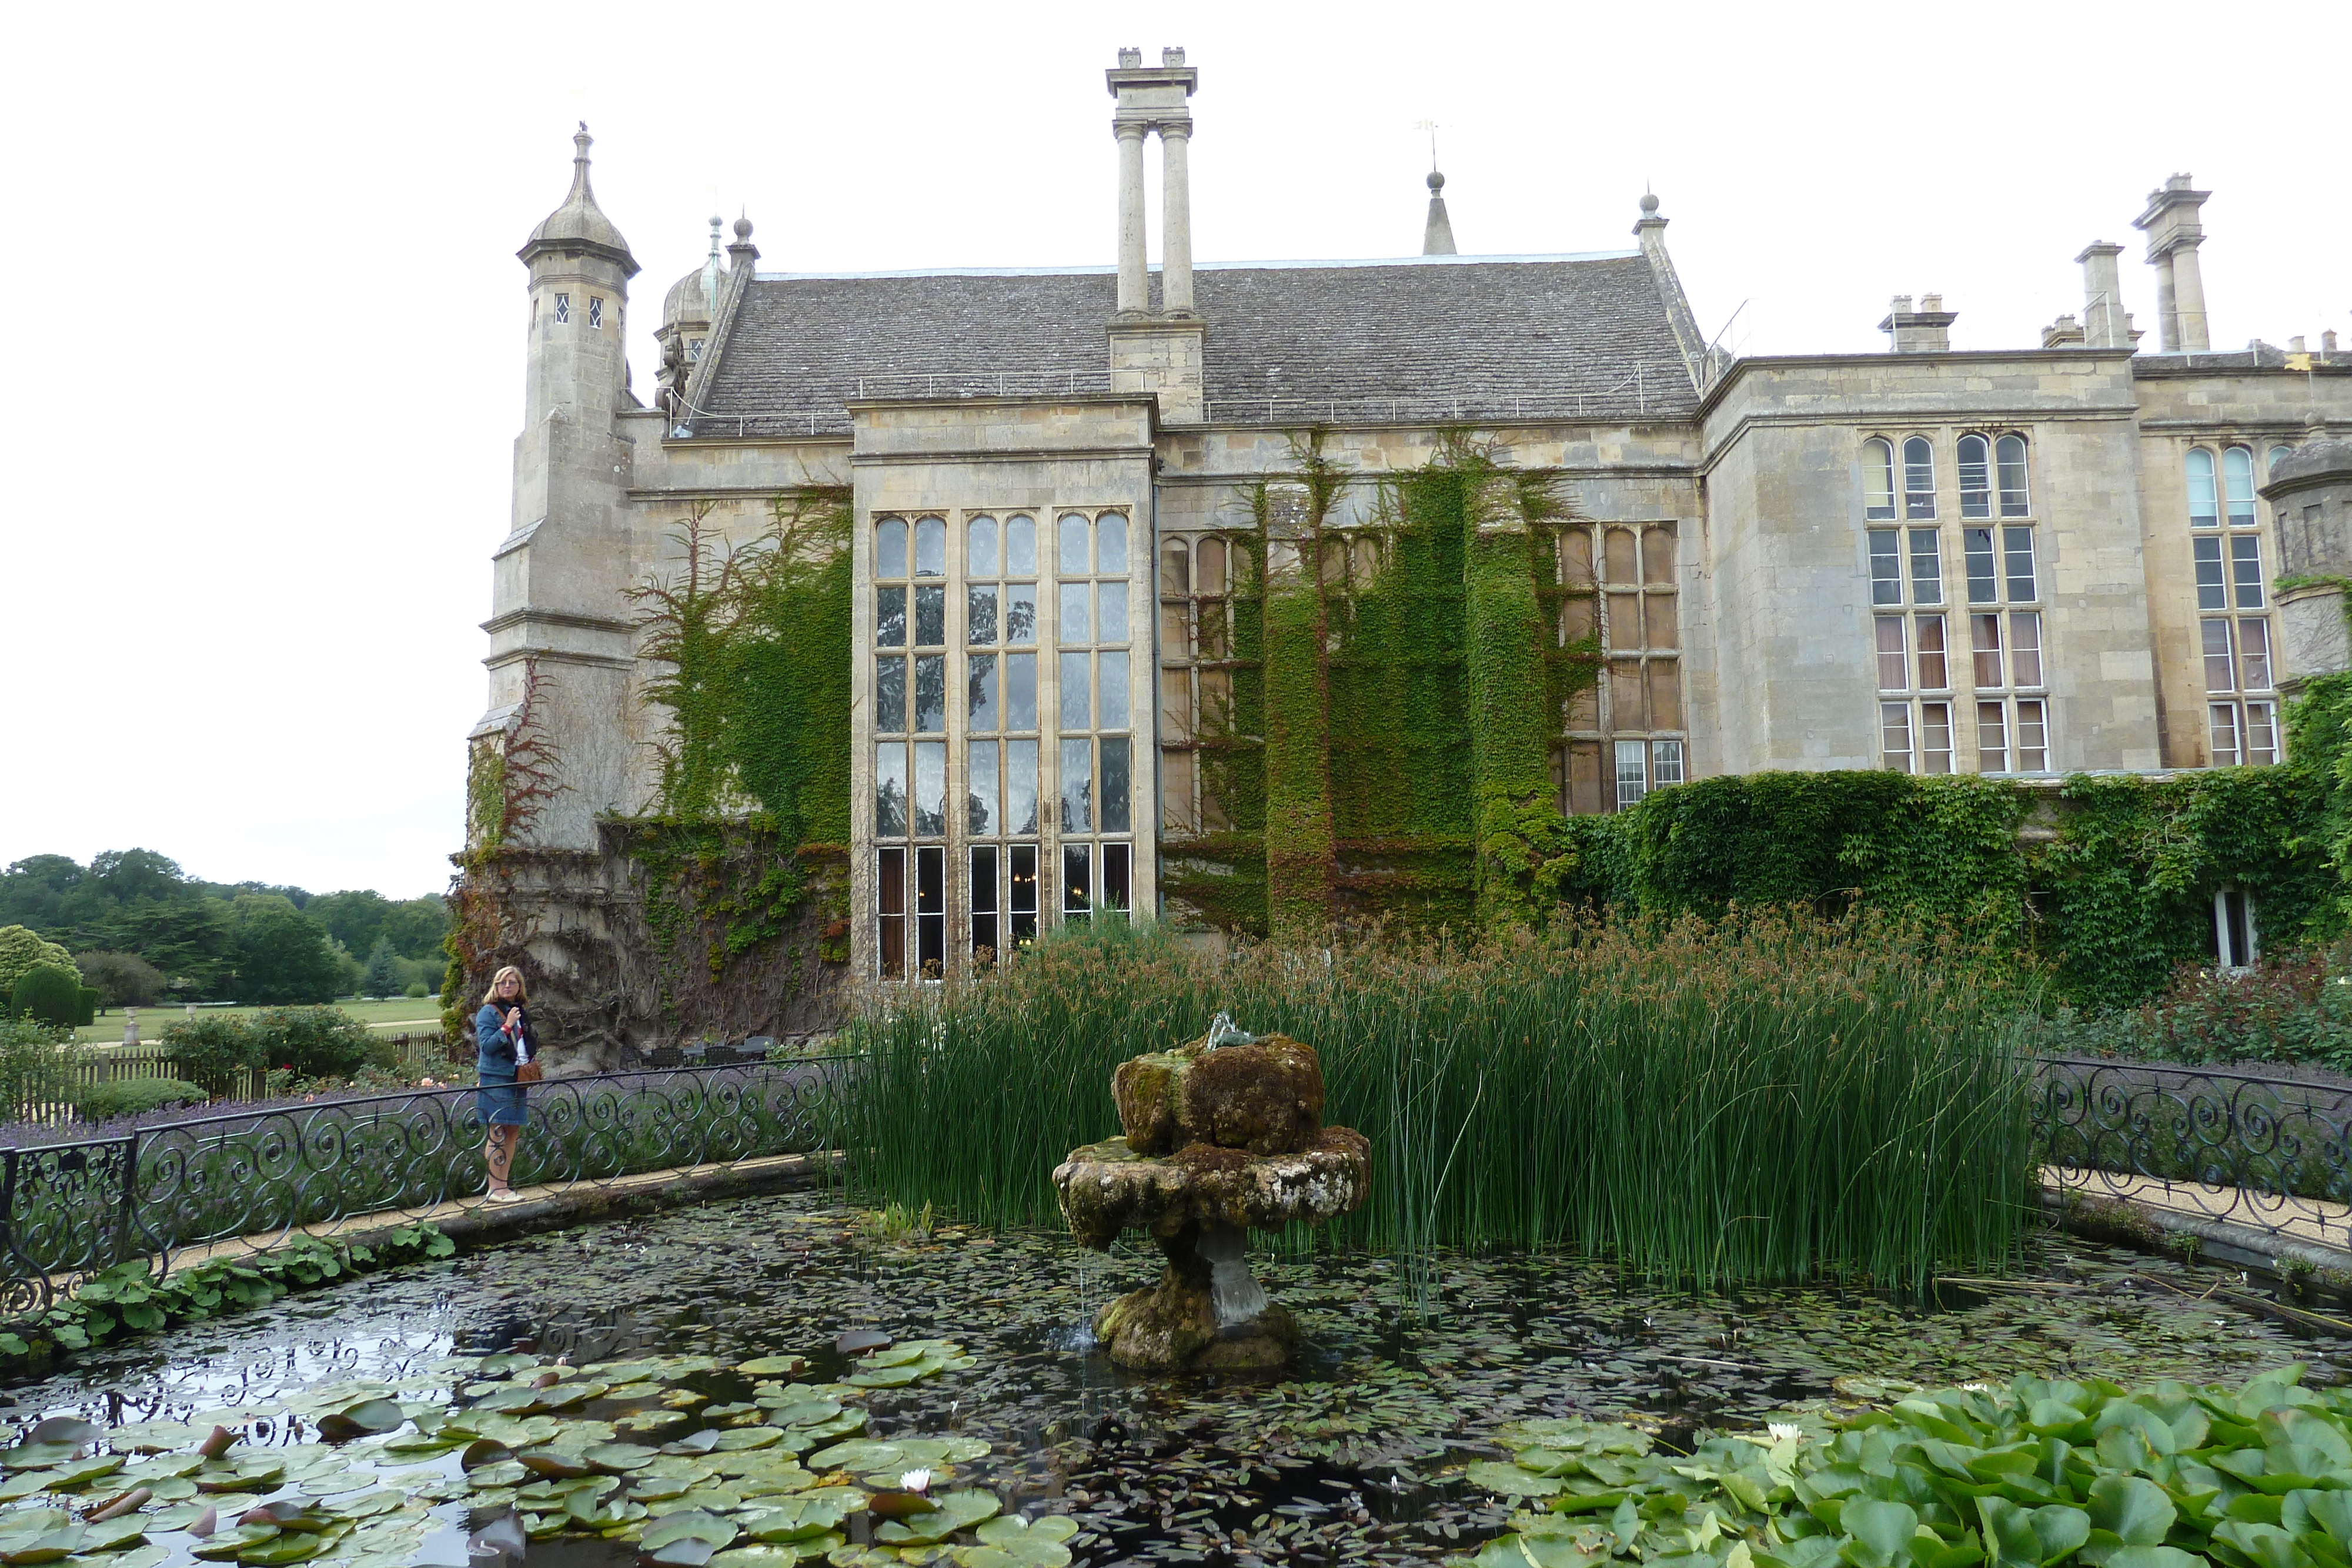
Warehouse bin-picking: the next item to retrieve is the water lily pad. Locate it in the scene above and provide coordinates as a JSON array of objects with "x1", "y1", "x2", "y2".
[
  {"x1": 841, "y1": 1365, "x2": 926, "y2": 1390},
  {"x1": 1465, "y1": 1461, "x2": 1565, "y2": 1495},
  {"x1": 314, "y1": 1401, "x2": 405, "y2": 1442},
  {"x1": 643, "y1": 1512, "x2": 737, "y2": 1552},
  {"x1": 189, "y1": 1525, "x2": 275, "y2": 1562},
  {"x1": 973, "y1": 1518, "x2": 1076, "y2": 1549},
  {"x1": 465, "y1": 1462, "x2": 530, "y2": 1489},
  {"x1": 27, "y1": 1420, "x2": 95, "y2": 1449},
  {"x1": 874, "y1": 1490, "x2": 1001, "y2": 1546},
  {"x1": 0, "y1": 1446, "x2": 80, "y2": 1473},
  {"x1": 537, "y1": 1382, "x2": 607, "y2": 1412},
  {"x1": 894, "y1": 1439, "x2": 988, "y2": 1467},
  {"x1": 743, "y1": 1499, "x2": 849, "y2": 1544},
  {"x1": 0, "y1": 1529, "x2": 84, "y2": 1566},
  {"x1": 806, "y1": 1442, "x2": 901, "y2": 1473},
  {"x1": 832, "y1": 1332, "x2": 891, "y2": 1358},
  {"x1": 587, "y1": 1443, "x2": 659, "y2": 1472},
  {"x1": 736, "y1": 1358, "x2": 807, "y2": 1378}
]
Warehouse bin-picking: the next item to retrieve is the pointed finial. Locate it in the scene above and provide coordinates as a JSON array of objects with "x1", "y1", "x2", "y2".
[
  {"x1": 1639, "y1": 191, "x2": 1660, "y2": 216},
  {"x1": 707, "y1": 216, "x2": 724, "y2": 262}
]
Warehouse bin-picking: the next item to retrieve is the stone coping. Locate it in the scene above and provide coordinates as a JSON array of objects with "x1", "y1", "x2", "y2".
[{"x1": 156, "y1": 1151, "x2": 843, "y2": 1277}]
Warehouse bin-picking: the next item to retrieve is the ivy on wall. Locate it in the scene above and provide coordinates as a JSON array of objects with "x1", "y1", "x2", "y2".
[
  {"x1": 441, "y1": 657, "x2": 566, "y2": 1035},
  {"x1": 1168, "y1": 432, "x2": 1600, "y2": 940},
  {"x1": 619, "y1": 490, "x2": 854, "y2": 999}
]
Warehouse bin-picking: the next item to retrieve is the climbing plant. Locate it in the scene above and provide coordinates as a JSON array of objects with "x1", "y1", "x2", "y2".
[
  {"x1": 619, "y1": 490, "x2": 854, "y2": 997},
  {"x1": 442, "y1": 658, "x2": 566, "y2": 1036}
]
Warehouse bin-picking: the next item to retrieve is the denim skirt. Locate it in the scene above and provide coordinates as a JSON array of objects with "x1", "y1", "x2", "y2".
[{"x1": 476, "y1": 1057, "x2": 528, "y2": 1127}]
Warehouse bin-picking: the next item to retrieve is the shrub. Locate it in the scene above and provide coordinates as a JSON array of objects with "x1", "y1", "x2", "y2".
[
  {"x1": 2025, "y1": 948, "x2": 2352, "y2": 1071},
  {"x1": 161, "y1": 1014, "x2": 261, "y2": 1095},
  {"x1": 403, "y1": 979, "x2": 429, "y2": 999},
  {"x1": 0, "y1": 1016, "x2": 72, "y2": 1119},
  {"x1": 74, "y1": 951, "x2": 167, "y2": 1009},
  {"x1": 71, "y1": 1077, "x2": 209, "y2": 1123},
  {"x1": 11, "y1": 964, "x2": 85, "y2": 1027},
  {"x1": 246, "y1": 1007, "x2": 393, "y2": 1081},
  {"x1": 0, "y1": 927, "x2": 76, "y2": 999}
]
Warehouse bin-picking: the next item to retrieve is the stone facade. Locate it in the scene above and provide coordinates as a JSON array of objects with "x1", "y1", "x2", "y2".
[{"x1": 476, "y1": 61, "x2": 2352, "y2": 1024}]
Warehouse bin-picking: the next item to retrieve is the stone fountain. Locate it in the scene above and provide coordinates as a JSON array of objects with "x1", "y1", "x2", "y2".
[{"x1": 1052, "y1": 1018, "x2": 1370, "y2": 1370}]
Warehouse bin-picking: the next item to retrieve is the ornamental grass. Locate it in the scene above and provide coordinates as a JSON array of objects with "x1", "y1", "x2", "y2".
[{"x1": 837, "y1": 911, "x2": 2037, "y2": 1289}]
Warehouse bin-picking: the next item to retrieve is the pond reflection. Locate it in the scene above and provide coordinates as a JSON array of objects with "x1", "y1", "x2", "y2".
[{"x1": 5, "y1": 1190, "x2": 2344, "y2": 1566}]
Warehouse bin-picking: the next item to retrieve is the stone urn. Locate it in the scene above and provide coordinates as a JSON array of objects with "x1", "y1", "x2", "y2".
[{"x1": 1051, "y1": 1021, "x2": 1370, "y2": 1371}]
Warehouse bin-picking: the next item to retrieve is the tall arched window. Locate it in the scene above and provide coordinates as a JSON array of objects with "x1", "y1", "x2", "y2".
[
  {"x1": 1996, "y1": 436, "x2": 2030, "y2": 516},
  {"x1": 2270, "y1": 444, "x2": 2296, "y2": 477},
  {"x1": 2223, "y1": 446, "x2": 2257, "y2": 527},
  {"x1": 1903, "y1": 437, "x2": 1936, "y2": 520},
  {"x1": 2186, "y1": 448, "x2": 2219, "y2": 527},
  {"x1": 1863, "y1": 439, "x2": 1896, "y2": 520},
  {"x1": 1957, "y1": 435, "x2": 1992, "y2": 518}
]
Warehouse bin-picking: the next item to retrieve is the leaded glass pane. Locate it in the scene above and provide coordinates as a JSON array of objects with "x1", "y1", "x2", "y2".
[
  {"x1": 1058, "y1": 513, "x2": 1090, "y2": 576},
  {"x1": 876, "y1": 586, "x2": 906, "y2": 647},
  {"x1": 875, "y1": 656, "x2": 906, "y2": 733},
  {"x1": 967, "y1": 516, "x2": 998, "y2": 577},
  {"x1": 1060, "y1": 651, "x2": 1091, "y2": 730},
  {"x1": 1005, "y1": 653, "x2": 1037, "y2": 730},
  {"x1": 967, "y1": 653, "x2": 998, "y2": 730},
  {"x1": 1097, "y1": 581, "x2": 1129, "y2": 643},
  {"x1": 913, "y1": 654, "x2": 946, "y2": 733},
  {"x1": 1006, "y1": 514, "x2": 1037, "y2": 576},
  {"x1": 1101, "y1": 737, "x2": 1131, "y2": 833},
  {"x1": 1098, "y1": 513, "x2": 1128, "y2": 574},
  {"x1": 1061, "y1": 737, "x2": 1093, "y2": 833},
  {"x1": 913, "y1": 741, "x2": 946, "y2": 835},
  {"x1": 1007, "y1": 740, "x2": 1040, "y2": 834},
  {"x1": 1098, "y1": 650, "x2": 1130, "y2": 729}
]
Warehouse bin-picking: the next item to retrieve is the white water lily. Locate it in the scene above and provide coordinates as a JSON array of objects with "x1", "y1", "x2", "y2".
[
  {"x1": 1959, "y1": 1382, "x2": 1993, "y2": 1393},
  {"x1": 1766, "y1": 1422, "x2": 1803, "y2": 1443},
  {"x1": 900, "y1": 1468, "x2": 933, "y2": 1494}
]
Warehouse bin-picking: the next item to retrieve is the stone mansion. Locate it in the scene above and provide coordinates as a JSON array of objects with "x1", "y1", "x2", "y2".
[{"x1": 478, "y1": 49, "x2": 2352, "y2": 982}]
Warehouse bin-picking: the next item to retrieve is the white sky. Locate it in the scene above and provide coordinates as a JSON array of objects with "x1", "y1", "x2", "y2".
[{"x1": 3, "y1": 0, "x2": 2343, "y2": 901}]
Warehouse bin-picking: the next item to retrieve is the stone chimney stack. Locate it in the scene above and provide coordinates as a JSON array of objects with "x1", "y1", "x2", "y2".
[
  {"x1": 1107, "y1": 46, "x2": 1199, "y2": 316},
  {"x1": 2076, "y1": 242, "x2": 2136, "y2": 349},
  {"x1": 1880, "y1": 293, "x2": 1957, "y2": 353},
  {"x1": 2133, "y1": 173, "x2": 2211, "y2": 352},
  {"x1": 2042, "y1": 315, "x2": 2084, "y2": 348}
]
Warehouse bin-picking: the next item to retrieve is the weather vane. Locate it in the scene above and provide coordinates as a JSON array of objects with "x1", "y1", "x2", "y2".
[{"x1": 1414, "y1": 119, "x2": 1439, "y2": 170}]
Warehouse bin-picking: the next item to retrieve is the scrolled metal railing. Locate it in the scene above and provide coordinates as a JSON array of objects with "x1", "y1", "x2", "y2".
[
  {"x1": 2031, "y1": 1055, "x2": 2352, "y2": 1245},
  {"x1": 0, "y1": 1059, "x2": 854, "y2": 1315}
]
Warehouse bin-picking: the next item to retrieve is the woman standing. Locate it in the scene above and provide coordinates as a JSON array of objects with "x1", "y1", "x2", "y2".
[{"x1": 474, "y1": 966, "x2": 534, "y2": 1203}]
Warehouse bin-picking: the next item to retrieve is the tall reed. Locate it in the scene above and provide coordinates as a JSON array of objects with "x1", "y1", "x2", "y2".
[{"x1": 836, "y1": 912, "x2": 2036, "y2": 1288}]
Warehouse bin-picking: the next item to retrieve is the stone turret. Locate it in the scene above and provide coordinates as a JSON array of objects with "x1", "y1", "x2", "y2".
[
  {"x1": 474, "y1": 124, "x2": 644, "y2": 850},
  {"x1": 2264, "y1": 416, "x2": 2352, "y2": 692}
]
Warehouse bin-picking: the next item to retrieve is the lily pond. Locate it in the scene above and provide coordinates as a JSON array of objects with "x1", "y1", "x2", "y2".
[{"x1": 2, "y1": 1189, "x2": 2344, "y2": 1568}]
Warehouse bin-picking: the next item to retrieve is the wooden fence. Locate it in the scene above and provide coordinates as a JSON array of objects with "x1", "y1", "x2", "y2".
[{"x1": 6, "y1": 1032, "x2": 462, "y2": 1125}]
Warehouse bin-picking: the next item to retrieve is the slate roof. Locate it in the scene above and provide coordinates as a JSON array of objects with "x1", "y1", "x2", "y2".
[{"x1": 684, "y1": 252, "x2": 1700, "y2": 436}]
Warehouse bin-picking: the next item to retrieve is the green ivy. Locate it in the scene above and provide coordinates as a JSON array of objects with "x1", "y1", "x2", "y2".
[{"x1": 620, "y1": 492, "x2": 854, "y2": 987}]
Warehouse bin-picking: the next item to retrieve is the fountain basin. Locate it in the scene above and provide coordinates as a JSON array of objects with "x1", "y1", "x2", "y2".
[{"x1": 1053, "y1": 1128, "x2": 1371, "y2": 1251}]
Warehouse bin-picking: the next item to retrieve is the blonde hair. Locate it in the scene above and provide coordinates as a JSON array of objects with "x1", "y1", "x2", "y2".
[{"x1": 480, "y1": 965, "x2": 529, "y2": 1007}]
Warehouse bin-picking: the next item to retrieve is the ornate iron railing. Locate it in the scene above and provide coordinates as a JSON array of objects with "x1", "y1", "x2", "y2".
[
  {"x1": 0, "y1": 1059, "x2": 853, "y2": 1317},
  {"x1": 2032, "y1": 1056, "x2": 2352, "y2": 1246}
]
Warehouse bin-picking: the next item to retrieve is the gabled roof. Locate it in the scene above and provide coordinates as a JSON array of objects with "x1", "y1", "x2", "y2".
[{"x1": 683, "y1": 251, "x2": 1700, "y2": 437}]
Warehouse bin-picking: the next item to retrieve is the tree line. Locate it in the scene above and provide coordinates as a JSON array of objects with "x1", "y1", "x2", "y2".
[{"x1": 0, "y1": 850, "x2": 449, "y2": 1008}]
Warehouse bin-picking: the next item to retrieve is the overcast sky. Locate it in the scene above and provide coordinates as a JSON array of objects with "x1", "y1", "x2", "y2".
[{"x1": 4, "y1": 0, "x2": 2343, "y2": 901}]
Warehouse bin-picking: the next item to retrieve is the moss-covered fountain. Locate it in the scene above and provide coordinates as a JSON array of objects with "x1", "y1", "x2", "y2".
[{"x1": 1051, "y1": 1018, "x2": 1370, "y2": 1371}]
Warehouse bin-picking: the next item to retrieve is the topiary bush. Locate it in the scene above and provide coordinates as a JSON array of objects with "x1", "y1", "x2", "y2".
[
  {"x1": 11, "y1": 964, "x2": 85, "y2": 1028},
  {"x1": 0, "y1": 928, "x2": 78, "y2": 1004},
  {"x1": 160, "y1": 1014, "x2": 260, "y2": 1096},
  {"x1": 245, "y1": 1007, "x2": 393, "y2": 1081},
  {"x1": 70, "y1": 1077, "x2": 209, "y2": 1124}
]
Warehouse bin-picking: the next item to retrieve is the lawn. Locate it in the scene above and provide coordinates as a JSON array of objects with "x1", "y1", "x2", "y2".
[{"x1": 74, "y1": 997, "x2": 447, "y2": 1045}]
